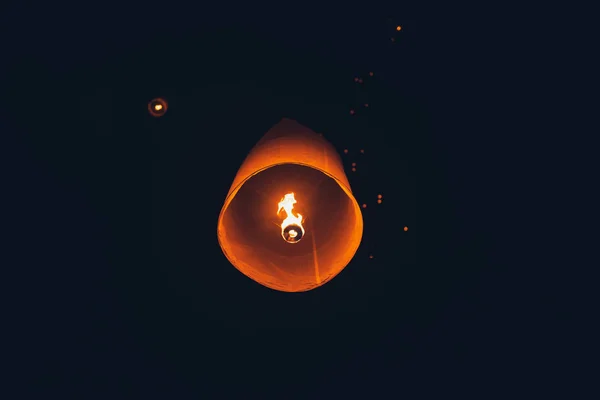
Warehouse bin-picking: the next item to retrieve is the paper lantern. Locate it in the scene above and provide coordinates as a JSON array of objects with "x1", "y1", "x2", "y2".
[
  {"x1": 217, "y1": 119, "x2": 363, "y2": 292},
  {"x1": 148, "y1": 98, "x2": 168, "y2": 117}
]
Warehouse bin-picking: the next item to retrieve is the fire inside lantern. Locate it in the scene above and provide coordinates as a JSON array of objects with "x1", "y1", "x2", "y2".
[{"x1": 277, "y1": 192, "x2": 305, "y2": 243}]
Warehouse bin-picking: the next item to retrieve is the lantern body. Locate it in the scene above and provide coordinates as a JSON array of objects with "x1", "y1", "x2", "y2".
[{"x1": 217, "y1": 118, "x2": 363, "y2": 292}]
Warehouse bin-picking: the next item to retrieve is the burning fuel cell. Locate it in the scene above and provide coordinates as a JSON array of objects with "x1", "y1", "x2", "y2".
[
  {"x1": 278, "y1": 193, "x2": 305, "y2": 243},
  {"x1": 217, "y1": 118, "x2": 363, "y2": 292}
]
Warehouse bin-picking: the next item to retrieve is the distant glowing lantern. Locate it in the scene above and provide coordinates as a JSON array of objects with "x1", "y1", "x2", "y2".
[
  {"x1": 360, "y1": 149, "x2": 365, "y2": 153},
  {"x1": 217, "y1": 118, "x2": 363, "y2": 292},
  {"x1": 369, "y1": 72, "x2": 374, "y2": 76},
  {"x1": 352, "y1": 167, "x2": 356, "y2": 172},
  {"x1": 351, "y1": 162, "x2": 356, "y2": 167},
  {"x1": 396, "y1": 25, "x2": 402, "y2": 31},
  {"x1": 364, "y1": 103, "x2": 369, "y2": 107},
  {"x1": 344, "y1": 149, "x2": 348, "y2": 154},
  {"x1": 148, "y1": 98, "x2": 168, "y2": 117},
  {"x1": 377, "y1": 199, "x2": 382, "y2": 204},
  {"x1": 404, "y1": 226, "x2": 408, "y2": 231},
  {"x1": 362, "y1": 203, "x2": 367, "y2": 208}
]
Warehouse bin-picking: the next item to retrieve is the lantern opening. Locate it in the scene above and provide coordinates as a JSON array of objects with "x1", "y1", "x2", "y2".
[{"x1": 219, "y1": 164, "x2": 361, "y2": 291}]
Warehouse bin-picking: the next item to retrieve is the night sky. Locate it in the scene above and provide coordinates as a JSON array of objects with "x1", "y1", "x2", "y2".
[{"x1": 2, "y1": 5, "x2": 577, "y2": 399}]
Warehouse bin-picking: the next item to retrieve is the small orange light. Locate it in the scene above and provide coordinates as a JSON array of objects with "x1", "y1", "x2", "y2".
[
  {"x1": 396, "y1": 25, "x2": 402, "y2": 31},
  {"x1": 377, "y1": 194, "x2": 382, "y2": 199},
  {"x1": 404, "y1": 226, "x2": 408, "y2": 231},
  {"x1": 343, "y1": 149, "x2": 348, "y2": 154},
  {"x1": 362, "y1": 203, "x2": 367, "y2": 209},
  {"x1": 360, "y1": 149, "x2": 365, "y2": 153},
  {"x1": 352, "y1": 167, "x2": 356, "y2": 172},
  {"x1": 369, "y1": 255, "x2": 374, "y2": 259},
  {"x1": 364, "y1": 103, "x2": 369, "y2": 107},
  {"x1": 377, "y1": 199, "x2": 382, "y2": 204},
  {"x1": 369, "y1": 72, "x2": 374, "y2": 76},
  {"x1": 148, "y1": 98, "x2": 168, "y2": 117},
  {"x1": 352, "y1": 162, "x2": 356, "y2": 167}
]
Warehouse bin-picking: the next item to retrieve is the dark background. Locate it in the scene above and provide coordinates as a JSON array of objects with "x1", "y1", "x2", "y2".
[{"x1": 1, "y1": 4, "x2": 579, "y2": 399}]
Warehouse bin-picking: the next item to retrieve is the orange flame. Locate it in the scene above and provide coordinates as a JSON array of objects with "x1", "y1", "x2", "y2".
[{"x1": 277, "y1": 192, "x2": 305, "y2": 243}]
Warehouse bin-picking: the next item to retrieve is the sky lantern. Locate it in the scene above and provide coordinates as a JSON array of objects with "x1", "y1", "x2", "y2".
[
  {"x1": 396, "y1": 25, "x2": 402, "y2": 31},
  {"x1": 217, "y1": 118, "x2": 364, "y2": 292},
  {"x1": 148, "y1": 98, "x2": 168, "y2": 117}
]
